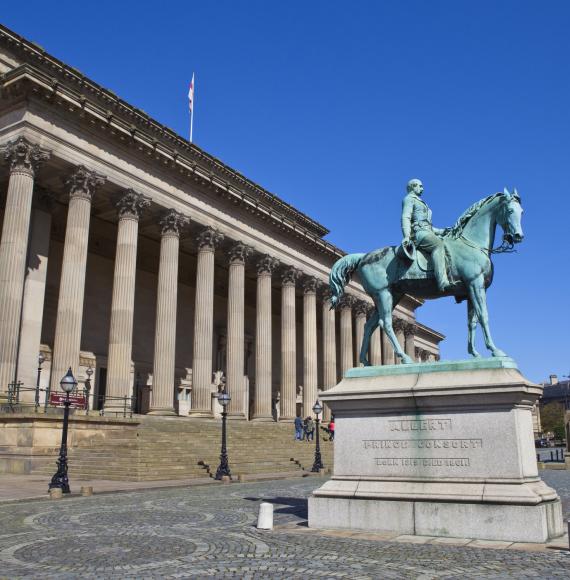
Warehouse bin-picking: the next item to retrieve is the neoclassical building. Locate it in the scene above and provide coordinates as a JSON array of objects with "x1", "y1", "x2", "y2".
[{"x1": 0, "y1": 24, "x2": 443, "y2": 421}]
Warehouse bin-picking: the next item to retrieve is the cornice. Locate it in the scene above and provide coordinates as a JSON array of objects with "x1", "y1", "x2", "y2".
[
  {"x1": 0, "y1": 63, "x2": 347, "y2": 261},
  {"x1": 414, "y1": 321, "x2": 445, "y2": 342},
  {"x1": 0, "y1": 24, "x2": 331, "y2": 241}
]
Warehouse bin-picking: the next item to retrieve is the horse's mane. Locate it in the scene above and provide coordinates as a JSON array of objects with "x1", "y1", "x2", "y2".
[{"x1": 445, "y1": 192, "x2": 502, "y2": 239}]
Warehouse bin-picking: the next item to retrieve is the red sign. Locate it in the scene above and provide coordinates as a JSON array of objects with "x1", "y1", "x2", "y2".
[{"x1": 49, "y1": 392, "x2": 86, "y2": 408}]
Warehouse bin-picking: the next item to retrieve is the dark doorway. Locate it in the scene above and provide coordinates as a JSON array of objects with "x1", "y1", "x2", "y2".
[{"x1": 95, "y1": 367, "x2": 107, "y2": 411}]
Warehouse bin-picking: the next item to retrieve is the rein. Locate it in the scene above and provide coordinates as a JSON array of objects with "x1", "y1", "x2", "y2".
[{"x1": 458, "y1": 235, "x2": 516, "y2": 255}]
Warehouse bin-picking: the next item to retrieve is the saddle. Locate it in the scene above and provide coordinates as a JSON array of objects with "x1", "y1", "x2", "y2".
[{"x1": 395, "y1": 241, "x2": 452, "y2": 279}]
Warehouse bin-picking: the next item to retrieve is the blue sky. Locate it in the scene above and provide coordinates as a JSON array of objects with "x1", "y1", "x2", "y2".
[{"x1": 3, "y1": 1, "x2": 569, "y2": 382}]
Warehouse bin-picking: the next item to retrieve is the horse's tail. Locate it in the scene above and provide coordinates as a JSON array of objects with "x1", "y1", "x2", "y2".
[{"x1": 329, "y1": 253, "x2": 365, "y2": 308}]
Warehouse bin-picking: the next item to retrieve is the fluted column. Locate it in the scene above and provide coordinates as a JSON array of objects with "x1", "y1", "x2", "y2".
[
  {"x1": 280, "y1": 267, "x2": 300, "y2": 421},
  {"x1": 339, "y1": 295, "x2": 354, "y2": 375},
  {"x1": 17, "y1": 192, "x2": 53, "y2": 393},
  {"x1": 303, "y1": 277, "x2": 319, "y2": 417},
  {"x1": 50, "y1": 166, "x2": 105, "y2": 389},
  {"x1": 253, "y1": 254, "x2": 279, "y2": 420},
  {"x1": 381, "y1": 329, "x2": 395, "y2": 365},
  {"x1": 369, "y1": 306, "x2": 383, "y2": 366},
  {"x1": 0, "y1": 137, "x2": 49, "y2": 393},
  {"x1": 149, "y1": 210, "x2": 189, "y2": 414},
  {"x1": 189, "y1": 227, "x2": 224, "y2": 417},
  {"x1": 404, "y1": 322, "x2": 417, "y2": 360},
  {"x1": 393, "y1": 318, "x2": 406, "y2": 364},
  {"x1": 105, "y1": 191, "x2": 150, "y2": 412},
  {"x1": 321, "y1": 288, "x2": 337, "y2": 421},
  {"x1": 354, "y1": 301, "x2": 367, "y2": 367},
  {"x1": 226, "y1": 241, "x2": 252, "y2": 419}
]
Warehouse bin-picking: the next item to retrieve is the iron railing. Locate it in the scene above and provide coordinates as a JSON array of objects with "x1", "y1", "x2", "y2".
[
  {"x1": 96, "y1": 394, "x2": 135, "y2": 418},
  {"x1": 2, "y1": 382, "x2": 132, "y2": 417}
]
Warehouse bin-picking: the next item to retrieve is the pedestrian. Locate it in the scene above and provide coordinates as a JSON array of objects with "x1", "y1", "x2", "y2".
[
  {"x1": 328, "y1": 418, "x2": 335, "y2": 441},
  {"x1": 305, "y1": 416, "x2": 315, "y2": 442},
  {"x1": 294, "y1": 415, "x2": 303, "y2": 441}
]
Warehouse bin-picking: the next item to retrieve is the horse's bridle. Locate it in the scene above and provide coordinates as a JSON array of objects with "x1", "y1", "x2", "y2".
[{"x1": 459, "y1": 196, "x2": 517, "y2": 255}]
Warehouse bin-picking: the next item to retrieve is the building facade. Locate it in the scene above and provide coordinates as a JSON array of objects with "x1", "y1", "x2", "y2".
[{"x1": 0, "y1": 24, "x2": 443, "y2": 421}]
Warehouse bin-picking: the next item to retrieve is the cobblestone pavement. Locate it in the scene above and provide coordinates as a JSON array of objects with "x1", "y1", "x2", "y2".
[{"x1": 1, "y1": 474, "x2": 570, "y2": 579}]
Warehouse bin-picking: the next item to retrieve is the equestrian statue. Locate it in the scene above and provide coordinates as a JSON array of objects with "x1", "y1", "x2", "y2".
[{"x1": 329, "y1": 179, "x2": 524, "y2": 364}]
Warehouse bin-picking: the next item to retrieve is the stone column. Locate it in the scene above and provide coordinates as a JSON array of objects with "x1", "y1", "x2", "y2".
[
  {"x1": 149, "y1": 209, "x2": 189, "y2": 414},
  {"x1": 404, "y1": 322, "x2": 417, "y2": 360},
  {"x1": 303, "y1": 277, "x2": 319, "y2": 417},
  {"x1": 354, "y1": 301, "x2": 367, "y2": 367},
  {"x1": 382, "y1": 329, "x2": 395, "y2": 365},
  {"x1": 252, "y1": 254, "x2": 279, "y2": 420},
  {"x1": 0, "y1": 137, "x2": 49, "y2": 393},
  {"x1": 50, "y1": 166, "x2": 105, "y2": 390},
  {"x1": 393, "y1": 318, "x2": 406, "y2": 364},
  {"x1": 369, "y1": 305, "x2": 383, "y2": 366},
  {"x1": 105, "y1": 191, "x2": 150, "y2": 412},
  {"x1": 321, "y1": 288, "x2": 337, "y2": 421},
  {"x1": 226, "y1": 241, "x2": 252, "y2": 419},
  {"x1": 339, "y1": 295, "x2": 354, "y2": 375},
  {"x1": 189, "y1": 227, "x2": 223, "y2": 417},
  {"x1": 280, "y1": 266, "x2": 300, "y2": 421},
  {"x1": 17, "y1": 192, "x2": 53, "y2": 392}
]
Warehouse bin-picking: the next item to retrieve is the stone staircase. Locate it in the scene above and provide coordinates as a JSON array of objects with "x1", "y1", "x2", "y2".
[{"x1": 31, "y1": 416, "x2": 334, "y2": 481}]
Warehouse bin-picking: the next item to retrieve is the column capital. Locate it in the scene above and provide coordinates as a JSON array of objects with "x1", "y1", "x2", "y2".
[
  {"x1": 393, "y1": 317, "x2": 406, "y2": 332},
  {"x1": 302, "y1": 276, "x2": 320, "y2": 295},
  {"x1": 159, "y1": 208, "x2": 189, "y2": 237},
  {"x1": 116, "y1": 189, "x2": 151, "y2": 221},
  {"x1": 196, "y1": 226, "x2": 224, "y2": 251},
  {"x1": 365, "y1": 303, "x2": 376, "y2": 317},
  {"x1": 320, "y1": 285, "x2": 333, "y2": 301},
  {"x1": 3, "y1": 136, "x2": 50, "y2": 177},
  {"x1": 338, "y1": 294, "x2": 355, "y2": 310},
  {"x1": 256, "y1": 254, "x2": 279, "y2": 276},
  {"x1": 354, "y1": 300, "x2": 369, "y2": 318},
  {"x1": 404, "y1": 321, "x2": 417, "y2": 337},
  {"x1": 281, "y1": 266, "x2": 301, "y2": 287},
  {"x1": 66, "y1": 165, "x2": 106, "y2": 201},
  {"x1": 228, "y1": 241, "x2": 252, "y2": 264},
  {"x1": 416, "y1": 347, "x2": 428, "y2": 360}
]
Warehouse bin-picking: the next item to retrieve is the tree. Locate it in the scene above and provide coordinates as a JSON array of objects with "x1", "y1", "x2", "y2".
[{"x1": 540, "y1": 402, "x2": 565, "y2": 439}]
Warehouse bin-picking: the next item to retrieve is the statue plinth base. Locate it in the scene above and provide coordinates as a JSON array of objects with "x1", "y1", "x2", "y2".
[{"x1": 308, "y1": 358, "x2": 564, "y2": 543}]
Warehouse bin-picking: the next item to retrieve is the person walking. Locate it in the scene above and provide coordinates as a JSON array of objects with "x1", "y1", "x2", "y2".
[
  {"x1": 294, "y1": 415, "x2": 303, "y2": 441},
  {"x1": 328, "y1": 418, "x2": 335, "y2": 441},
  {"x1": 305, "y1": 416, "x2": 315, "y2": 442}
]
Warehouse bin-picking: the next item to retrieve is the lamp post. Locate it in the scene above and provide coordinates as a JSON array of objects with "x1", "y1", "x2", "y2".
[
  {"x1": 48, "y1": 368, "x2": 77, "y2": 494},
  {"x1": 215, "y1": 390, "x2": 231, "y2": 480},
  {"x1": 84, "y1": 366, "x2": 93, "y2": 413},
  {"x1": 311, "y1": 399, "x2": 324, "y2": 473},
  {"x1": 35, "y1": 352, "x2": 45, "y2": 411}
]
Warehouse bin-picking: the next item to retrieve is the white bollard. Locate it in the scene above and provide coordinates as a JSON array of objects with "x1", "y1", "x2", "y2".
[{"x1": 257, "y1": 502, "x2": 274, "y2": 530}]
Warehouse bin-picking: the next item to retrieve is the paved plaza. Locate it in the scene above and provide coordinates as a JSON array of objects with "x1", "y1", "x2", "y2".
[{"x1": 0, "y1": 473, "x2": 569, "y2": 579}]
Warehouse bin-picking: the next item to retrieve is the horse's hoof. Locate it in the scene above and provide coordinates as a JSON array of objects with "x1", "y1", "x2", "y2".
[
  {"x1": 492, "y1": 349, "x2": 507, "y2": 358},
  {"x1": 401, "y1": 355, "x2": 414, "y2": 364},
  {"x1": 469, "y1": 352, "x2": 482, "y2": 358}
]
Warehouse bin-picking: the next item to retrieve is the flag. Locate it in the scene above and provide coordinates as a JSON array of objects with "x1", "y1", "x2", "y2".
[{"x1": 188, "y1": 74, "x2": 195, "y2": 113}]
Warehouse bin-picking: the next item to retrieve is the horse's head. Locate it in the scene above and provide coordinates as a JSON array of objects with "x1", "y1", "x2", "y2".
[{"x1": 498, "y1": 187, "x2": 524, "y2": 245}]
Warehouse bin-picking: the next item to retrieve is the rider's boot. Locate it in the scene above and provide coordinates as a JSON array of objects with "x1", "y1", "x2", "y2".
[{"x1": 432, "y1": 246, "x2": 451, "y2": 292}]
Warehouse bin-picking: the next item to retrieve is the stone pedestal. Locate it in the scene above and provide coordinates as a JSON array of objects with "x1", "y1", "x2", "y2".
[{"x1": 309, "y1": 358, "x2": 564, "y2": 543}]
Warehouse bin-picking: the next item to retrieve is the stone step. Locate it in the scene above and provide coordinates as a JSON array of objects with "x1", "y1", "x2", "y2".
[{"x1": 44, "y1": 416, "x2": 335, "y2": 480}]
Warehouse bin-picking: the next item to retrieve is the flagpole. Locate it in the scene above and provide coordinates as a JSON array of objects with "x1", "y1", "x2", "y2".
[{"x1": 189, "y1": 75, "x2": 194, "y2": 143}]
